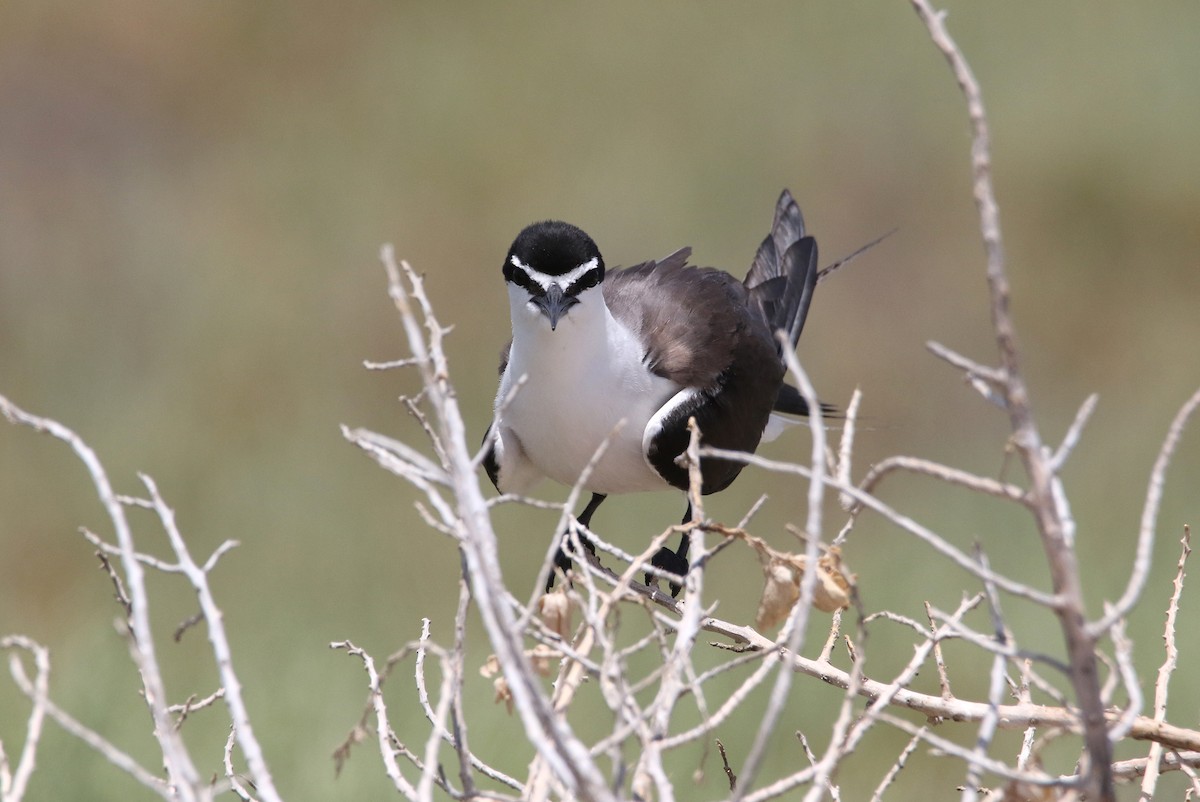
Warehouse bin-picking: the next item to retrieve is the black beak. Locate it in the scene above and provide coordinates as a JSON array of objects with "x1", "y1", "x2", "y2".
[{"x1": 534, "y1": 284, "x2": 576, "y2": 330}]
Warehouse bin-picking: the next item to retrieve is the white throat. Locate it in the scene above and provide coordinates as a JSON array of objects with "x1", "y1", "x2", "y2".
[{"x1": 498, "y1": 282, "x2": 680, "y2": 495}]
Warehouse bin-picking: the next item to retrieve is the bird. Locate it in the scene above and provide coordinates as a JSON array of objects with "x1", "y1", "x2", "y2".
[{"x1": 482, "y1": 189, "x2": 827, "y2": 597}]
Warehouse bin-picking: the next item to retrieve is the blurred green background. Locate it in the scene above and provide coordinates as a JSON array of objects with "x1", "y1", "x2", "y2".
[{"x1": 2, "y1": 1, "x2": 1198, "y2": 799}]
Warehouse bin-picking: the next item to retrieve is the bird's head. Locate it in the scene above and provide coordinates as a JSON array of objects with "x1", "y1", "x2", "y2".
[{"x1": 503, "y1": 221, "x2": 605, "y2": 331}]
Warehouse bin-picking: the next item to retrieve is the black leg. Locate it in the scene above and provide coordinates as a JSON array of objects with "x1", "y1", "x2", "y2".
[
  {"x1": 547, "y1": 493, "x2": 606, "y2": 592},
  {"x1": 647, "y1": 501, "x2": 694, "y2": 597},
  {"x1": 577, "y1": 492, "x2": 607, "y2": 531},
  {"x1": 676, "y1": 502, "x2": 693, "y2": 561}
]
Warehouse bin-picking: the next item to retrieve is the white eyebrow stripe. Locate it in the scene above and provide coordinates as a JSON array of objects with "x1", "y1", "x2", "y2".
[{"x1": 509, "y1": 256, "x2": 599, "y2": 291}]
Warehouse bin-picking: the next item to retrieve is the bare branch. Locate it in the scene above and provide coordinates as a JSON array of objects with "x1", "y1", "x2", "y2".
[
  {"x1": 81, "y1": 527, "x2": 182, "y2": 575},
  {"x1": 332, "y1": 639, "x2": 419, "y2": 799},
  {"x1": 139, "y1": 474, "x2": 283, "y2": 802},
  {"x1": 879, "y1": 714, "x2": 1064, "y2": 788},
  {"x1": 833, "y1": 387, "x2": 863, "y2": 516},
  {"x1": 416, "y1": 632, "x2": 457, "y2": 801},
  {"x1": 223, "y1": 726, "x2": 254, "y2": 802},
  {"x1": 0, "y1": 395, "x2": 204, "y2": 799},
  {"x1": 869, "y1": 728, "x2": 924, "y2": 802},
  {"x1": 925, "y1": 601, "x2": 953, "y2": 700},
  {"x1": 1051, "y1": 393, "x2": 1100, "y2": 472},
  {"x1": 925, "y1": 340, "x2": 1007, "y2": 392},
  {"x1": 734, "y1": 344, "x2": 828, "y2": 802},
  {"x1": 1116, "y1": 751, "x2": 1200, "y2": 783},
  {"x1": 169, "y1": 688, "x2": 226, "y2": 730},
  {"x1": 961, "y1": 550, "x2": 1014, "y2": 802},
  {"x1": 906, "y1": 2, "x2": 1115, "y2": 793},
  {"x1": 717, "y1": 739, "x2": 738, "y2": 791},
  {"x1": 1, "y1": 637, "x2": 49, "y2": 802},
  {"x1": 698, "y1": 445, "x2": 1061, "y2": 607},
  {"x1": 376, "y1": 248, "x2": 613, "y2": 802},
  {"x1": 364, "y1": 356, "x2": 425, "y2": 370},
  {"x1": 853, "y1": 454, "x2": 1027, "y2": 510},
  {"x1": 1139, "y1": 526, "x2": 1192, "y2": 801},
  {"x1": 4, "y1": 641, "x2": 168, "y2": 797},
  {"x1": 1092, "y1": 387, "x2": 1200, "y2": 636},
  {"x1": 449, "y1": 570, "x2": 478, "y2": 798},
  {"x1": 1106, "y1": 614, "x2": 1143, "y2": 746}
]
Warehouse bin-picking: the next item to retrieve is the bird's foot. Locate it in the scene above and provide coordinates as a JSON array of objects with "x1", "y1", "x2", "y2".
[
  {"x1": 545, "y1": 528, "x2": 599, "y2": 593},
  {"x1": 646, "y1": 547, "x2": 689, "y2": 598}
]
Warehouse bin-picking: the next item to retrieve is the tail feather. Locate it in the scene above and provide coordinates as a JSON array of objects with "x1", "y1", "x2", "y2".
[
  {"x1": 745, "y1": 189, "x2": 807, "y2": 290},
  {"x1": 774, "y1": 383, "x2": 839, "y2": 419},
  {"x1": 777, "y1": 237, "x2": 819, "y2": 351},
  {"x1": 746, "y1": 190, "x2": 831, "y2": 420},
  {"x1": 744, "y1": 190, "x2": 820, "y2": 355}
]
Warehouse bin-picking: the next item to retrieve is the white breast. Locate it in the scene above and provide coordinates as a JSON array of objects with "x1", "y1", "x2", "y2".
[{"x1": 497, "y1": 285, "x2": 680, "y2": 495}]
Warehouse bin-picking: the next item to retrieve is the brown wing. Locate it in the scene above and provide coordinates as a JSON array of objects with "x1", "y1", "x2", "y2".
[
  {"x1": 603, "y1": 249, "x2": 778, "y2": 390},
  {"x1": 604, "y1": 249, "x2": 786, "y2": 494}
]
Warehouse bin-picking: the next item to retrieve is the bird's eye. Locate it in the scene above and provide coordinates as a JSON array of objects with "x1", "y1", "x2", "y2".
[
  {"x1": 506, "y1": 264, "x2": 546, "y2": 298},
  {"x1": 563, "y1": 266, "x2": 603, "y2": 296}
]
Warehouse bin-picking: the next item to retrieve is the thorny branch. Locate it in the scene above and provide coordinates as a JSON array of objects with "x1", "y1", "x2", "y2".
[
  {"x1": 2, "y1": 277, "x2": 1197, "y2": 802},
  {"x1": 904, "y1": 1, "x2": 1179, "y2": 798},
  {"x1": 329, "y1": 5, "x2": 1200, "y2": 792},
  {"x1": 0, "y1": 394, "x2": 282, "y2": 802},
  {"x1": 3, "y1": 5, "x2": 1199, "y2": 802},
  {"x1": 330, "y1": 238, "x2": 1198, "y2": 802}
]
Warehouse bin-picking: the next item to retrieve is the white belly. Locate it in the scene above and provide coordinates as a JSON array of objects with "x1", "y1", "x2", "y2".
[{"x1": 500, "y1": 317, "x2": 680, "y2": 495}]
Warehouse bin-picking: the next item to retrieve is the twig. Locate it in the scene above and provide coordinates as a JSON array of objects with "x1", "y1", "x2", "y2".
[
  {"x1": 332, "y1": 639, "x2": 419, "y2": 799},
  {"x1": 961, "y1": 549, "x2": 1012, "y2": 802},
  {"x1": 81, "y1": 528, "x2": 183, "y2": 574},
  {"x1": 0, "y1": 395, "x2": 204, "y2": 800},
  {"x1": 717, "y1": 739, "x2": 738, "y2": 791},
  {"x1": 170, "y1": 688, "x2": 226, "y2": 730},
  {"x1": 1091, "y1": 387, "x2": 1200, "y2": 636},
  {"x1": 140, "y1": 474, "x2": 283, "y2": 802},
  {"x1": 449, "y1": 565, "x2": 478, "y2": 798},
  {"x1": 878, "y1": 714, "x2": 1064, "y2": 788},
  {"x1": 4, "y1": 642, "x2": 169, "y2": 797},
  {"x1": 1115, "y1": 751, "x2": 1200, "y2": 782},
  {"x1": 364, "y1": 356, "x2": 425, "y2": 370},
  {"x1": 869, "y1": 728, "x2": 924, "y2": 802},
  {"x1": 223, "y1": 726, "x2": 254, "y2": 802},
  {"x1": 93, "y1": 549, "x2": 133, "y2": 618},
  {"x1": 1139, "y1": 525, "x2": 1192, "y2": 801},
  {"x1": 1104, "y1": 613, "x2": 1143, "y2": 746},
  {"x1": 563, "y1": 528, "x2": 1200, "y2": 754},
  {"x1": 698, "y1": 445, "x2": 1060, "y2": 608},
  {"x1": 637, "y1": 421, "x2": 709, "y2": 801},
  {"x1": 906, "y1": 3, "x2": 1114, "y2": 793},
  {"x1": 833, "y1": 387, "x2": 862, "y2": 518},
  {"x1": 1, "y1": 637, "x2": 49, "y2": 802},
  {"x1": 376, "y1": 249, "x2": 612, "y2": 802},
  {"x1": 1013, "y1": 660, "x2": 1039, "y2": 773},
  {"x1": 734, "y1": 344, "x2": 827, "y2": 802},
  {"x1": 802, "y1": 605, "x2": 868, "y2": 802},
  {"x1": 925, "y1": 601, "x2": 953, "y2": 700},
  {"x1": 852, "y1": 455, "x2": 1026, "y2": 511},
  {"x1": 173, "y1": 611, "x2": 205, "y2": 643},
  {"x1": 924, "y1": 340, "x2": 1006, "y2": 388},
  {"x1": 818, "y1": 609, "x2": 844, "y2": 664},
  {"x1": 1050, "y1": 393, "x2": 1099, "y2": 472},
  {"x1": 416, "y1": 629, "x2": 457, "y2": 802}
]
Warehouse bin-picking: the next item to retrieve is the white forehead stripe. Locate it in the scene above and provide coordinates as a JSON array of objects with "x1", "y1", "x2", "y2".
[{"x1": 509, "y1": 256, "x2": 599, "y2": 291}]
